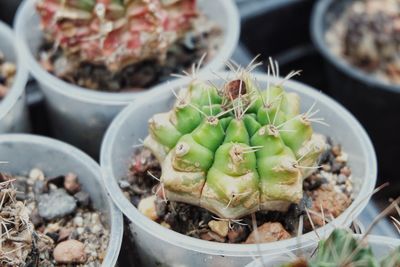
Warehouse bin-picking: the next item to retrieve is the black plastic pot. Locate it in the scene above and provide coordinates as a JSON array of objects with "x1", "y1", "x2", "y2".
[
  {"x1": 0, "y1": 0, "x2": 22, "y2": 25},
  {"x1": 311, "y1": 0, "x2": 400, "y2": 196},
  {"x1": 240, "y1": 0, "x2": 328, "y2": 90}
]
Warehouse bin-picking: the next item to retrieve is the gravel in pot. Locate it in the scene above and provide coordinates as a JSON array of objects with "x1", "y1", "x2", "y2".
[
  {"x1": 0, "y1": 134, "x2": 123, "y2": 267},
  {"x1": 0, "y1": 21, "x2": 29, "y2": 133},
  {"x1": 325, "y1": 0, "x2": 400, "y2": 85},
  {"x1": 101, "y1": 60, "x2": 377, "y2": 266},
  {"x1": 14, "y1": 0, "x2": 239, "y2": 158},
  {"x1": 0, "y1": 52, "x2": 16, "y2": 100}
]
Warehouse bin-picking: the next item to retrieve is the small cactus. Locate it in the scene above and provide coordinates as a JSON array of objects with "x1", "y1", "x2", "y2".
[
  {"x1": 36, "y1": 0, "x2": 197, "y2": 72},
  {"x1": 144, "y1": 60, "x2": 326, "y2": 219},
  {"x1": 282, "y1": 229, "x2": 400, "y2": 267}
]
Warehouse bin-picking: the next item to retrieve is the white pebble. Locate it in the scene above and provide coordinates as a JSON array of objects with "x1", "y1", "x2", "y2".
[
  {"x1": 138, "y1": 195, "x2": 158, "y2": 221},
  {"x1": 29, "y1": 168, "x2": 45, "y2": 181},
  {"x1": 77, "y1": 227, "x2": 85, "y2": 235},
  {"x1": 74, "y1": 217, "x2": 83, "y2": 227},
  {"x1": 91, "y1": 224, "x2": 102, "y2": 234}
]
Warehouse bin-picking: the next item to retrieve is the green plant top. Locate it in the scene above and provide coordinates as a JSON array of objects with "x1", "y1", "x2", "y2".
[{"x1": 144, "y1": 61, "x2": 326, "y2": 219}]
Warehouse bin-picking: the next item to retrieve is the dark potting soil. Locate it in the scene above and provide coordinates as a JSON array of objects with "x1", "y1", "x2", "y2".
[
  {"x1": 326, "y1": 0, "x2": 400, "y2": 84},
  {"x1": 0, "y1": 51, "x2": 16, "y2": 100},
  {"x1": 38, "y1": 16, "x2": 222, "y2": 92},
  {"x1": 0, "y1": 169, "x2": 109, "y2": 266},
  {"x1": 119, "y1": 137, "x2": 353, "y2": 244}
]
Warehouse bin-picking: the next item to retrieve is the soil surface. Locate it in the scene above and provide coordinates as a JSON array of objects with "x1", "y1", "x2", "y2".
[
  {"x1": 38, "y1": 16, "x2": 222, "y2": 92},
  {"x1": 0, "y1": 169, "x2": 109, "y2": 266},
  {"x1": 0, "y1": 51, "x2": 16, "y2": 100},
  {"x1": 326, "y1": 0, "x2": 400, "y2": 84},
  {"x1": 119, "y1": 137, "x2": 353, "y2": 244}
]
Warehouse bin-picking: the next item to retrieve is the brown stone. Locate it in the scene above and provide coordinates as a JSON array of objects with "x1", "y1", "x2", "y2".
[
  {"x1": 64, "y1": 173, "x2": 80, "y2": 194},
  {"x1": 245, "y1": 222, "x2": 291, "y2": 244},
  {"x1": 53, "y1": 240, "x2": 86, "y2": 264},
  {"x1": 308, "y1": 186, "x2": 351, "y2": 227}
]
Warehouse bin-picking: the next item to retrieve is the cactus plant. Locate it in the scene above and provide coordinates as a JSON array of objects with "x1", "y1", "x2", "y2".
[
  {"x1": 281, "y1": 229, "x2": 400, "y2": 267},
  {"x1": 36, "y1": 0, "x2": 198, "y2": 72},
  {"x1": 144, "y1": 60, "x2": 327, "y2": 219}
]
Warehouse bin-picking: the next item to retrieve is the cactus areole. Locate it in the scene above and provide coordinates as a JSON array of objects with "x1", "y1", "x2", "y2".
[
  {"x1": 144, "y1": 65, "x2": 327, "y2": 220},
  {"x1": 36, "y1": 0, "x2": 198, "y2": 72}
]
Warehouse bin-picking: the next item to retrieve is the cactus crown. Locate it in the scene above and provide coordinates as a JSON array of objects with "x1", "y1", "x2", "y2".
[
  {"x1": 36, "y1": 0, "x2": 197, "y2": 72},
  {"x1": 144, "y1": 59, "x2": 327, "y2": 219}
]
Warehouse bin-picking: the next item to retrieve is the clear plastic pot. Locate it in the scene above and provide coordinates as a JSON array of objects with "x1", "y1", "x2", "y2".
[
  {"x1": 0, "y1": 21, "x2": 29, "y2": 133},
  {"x1": 14, "y1": 0, "x2": 240, "y2": 158},
  {"x1": 0, "y1": 134, "x2": 123, "y2": 267},
  {"x1": 246, "y1": 235, "x2": 400, "y2": 267},
  {"x1": 100, "y1": 73, "x2": 377, "y2": 266}
]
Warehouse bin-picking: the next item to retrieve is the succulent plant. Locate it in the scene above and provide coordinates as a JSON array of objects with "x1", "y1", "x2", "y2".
[
  {"x1": 36, "y1": 0, "x2": 197, "y2": 72},
  {"x1": 281, "y1": 229, "x2": 400, "y2": 267},
  {"x1": 144, "y1": 60, "x2": 326, "y2": 219}
]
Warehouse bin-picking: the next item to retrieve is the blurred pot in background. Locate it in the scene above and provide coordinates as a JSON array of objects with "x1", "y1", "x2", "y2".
[
  {"x1": 0, "y1": 21, "x2": 29, "y2": 133},
  {"x1": 311, "y1": 0, "x2": 400, "y2": 197},
  {"x1": 14, "y1": 0, "x2": 239, "y2": 159}
]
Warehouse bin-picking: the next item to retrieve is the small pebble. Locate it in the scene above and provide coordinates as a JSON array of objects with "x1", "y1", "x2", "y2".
[
  {"x1": 227, "y1": 225, "x2": 247, "y2": 243},
  {"x1": 91, "y1": 224, "x2": 102, "y2": 234},
  {"x1": 58, "y1": 227, "x2": 73, "y2": 242},
  {"x1": 38, "y1": 189, "x2": 77, "y2": 220},
  {"x1": 208, "y1": 220, "x2": 229, "y2": 237},
  {"x1": 337, "y1": 174, "x2": 347, "y2": 184},
  {"x1": 74, "y1": 216, "x2": 83, "y2": 227},
  {"x1": 53, "y1": 240, "x2": 87, "y2": 264},
  {"x1": 29, "y1": 168, "x2": 45, "y2": 181},
  {"x1": 77, "y1": 227, "x2": 85, "y2": 235},
  {"x1": 331, "y1": 145, "x2": 341, "y2": 157},
  {"x1": 245, "y1": 222, "x2": 291, "y2": 244},
  {"x1": 64, "y1": 173, "x2": 80, "y2": 194},
  {"x1": 138, "y1": 195, "x2": 158, "y2": 221},
  {"x1": 1, "y1": 62, "x2": 16, "y2": 77},
  {"x1": 340, "y1": 166, "x2": 352, "y2": 177},
  {"x1": 91, "y1": 213, "x2": 100, "y2": 224}
]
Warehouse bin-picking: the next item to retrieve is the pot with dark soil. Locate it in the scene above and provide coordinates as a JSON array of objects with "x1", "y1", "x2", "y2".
[
  {"x1": 0, "y1": 21, "x2": 29, "y2": 133},
  {"x1": 311, "y1": 0, "x2": 400, "y2": 192},
  {"x1": 14, "y1": 0, "x2": 239, "y2": 158},
  {"x1": 100, "y1": 60, "x2": 377, "y2": 266},
  {"x1": 0, "y1": 134, "x2": 123, "y2": 266}
]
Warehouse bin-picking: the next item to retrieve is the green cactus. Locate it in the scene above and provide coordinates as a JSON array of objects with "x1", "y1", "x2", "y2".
[
  {"x1": 282, "y1": 229, "x2": 399, "y2": 267},
  {"x1": 144, "y1": 61, "x2": 326, "y2": 219}
]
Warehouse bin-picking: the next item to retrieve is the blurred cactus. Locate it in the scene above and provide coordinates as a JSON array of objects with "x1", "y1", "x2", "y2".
[
  {"x1": 282, "y1": 229, "x2": 399, "y2": 267},
  {"x1": 36, "y1": 0, "x2": 197, "y2": 72},
  {"x1": 144, "y1": 60, "x2": 326, "y2": 219}
]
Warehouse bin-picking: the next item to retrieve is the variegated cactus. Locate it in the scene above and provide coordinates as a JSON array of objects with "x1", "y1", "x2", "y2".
[
  {"x1": 36, "y1": 0, "x2": 197, "y2": 72},
  {"x1": 144, "y1": 60, "x2": 326, "y2": 219}
]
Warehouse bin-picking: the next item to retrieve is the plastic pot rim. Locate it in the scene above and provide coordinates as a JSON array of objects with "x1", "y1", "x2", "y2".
[
  {"x1": 0, "y1": 134, "x2": 124, "y2": 267},
  {"x1": 311, "y1": 0, "x2": 400, "y2": 94},
  {"x1": 13, "y1": 0, "x2": 240, "y2": 106},
  {"x1": 100, "y1": 72, "x2": 377, "y2": 257},
  {"x1": 0, "y1": 21, "x2": 29, "y2": 122}
]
